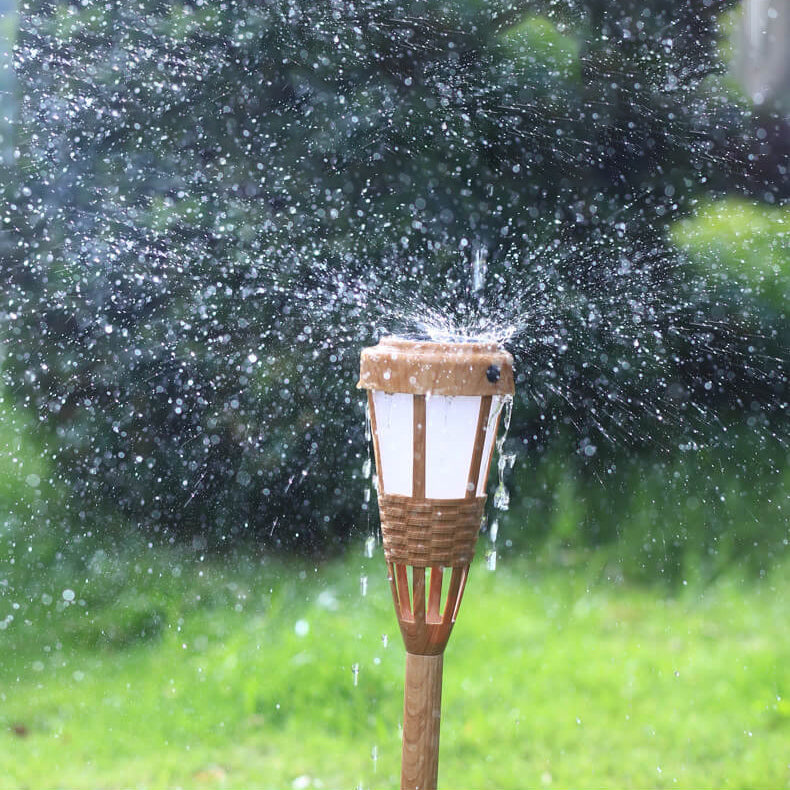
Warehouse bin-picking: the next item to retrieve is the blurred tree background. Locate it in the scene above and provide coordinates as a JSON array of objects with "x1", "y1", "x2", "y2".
[{"x1": 0, "y1": 0, "x2": 787, "y2": 566}]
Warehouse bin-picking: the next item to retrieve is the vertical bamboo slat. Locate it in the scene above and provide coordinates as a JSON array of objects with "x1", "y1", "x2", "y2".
[
  {"x1": 413, "y1": 395, "x2": 426, "y2": 499},
  {"x1": 467, "y1": 395, "x2": 492, "y2": 497}
]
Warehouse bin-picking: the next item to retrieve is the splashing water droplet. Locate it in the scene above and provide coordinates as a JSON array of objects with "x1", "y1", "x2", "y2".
[
  {"x1": 359, "y1": 575, "x2": 368, "y2": 596},
  {"x1": 351, "y1": 663, "x2": 360, "y2": 686},
  {"x1": 381, "y1": 634, "x2": 389, "y2": 648},
  {"x1": 489, "y1": 518, "x2": 499, "y2": 543},
  {"x1": 493, "y1": 481, "x2": 510, "y2": 511},
  {"x1": 364, "y1": 535, "x2": 376, "y2": 558},
  {"x1": 362, "y1": 457, "x2": 371, "y2": 479},
  {"x1": 492, "y1": 395, "x2": 514, "y2": 512},
  {"x1": 486, "y1": 549, "x2": 497, "y2": 571},
  {"x1": 472, "y1": 248, "x2": 488, "y2": 294}
]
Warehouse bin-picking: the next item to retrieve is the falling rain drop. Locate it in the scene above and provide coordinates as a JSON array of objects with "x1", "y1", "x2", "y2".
[
  {"x1": 351, "y1": 663, "x2": 360, "y2": 687},
  {"x1": 472, "y1": 248, "x2": 488, "y2": 294},
  {"x1": 364, "y1": 535, "x2": 376, "y2": 558},
  {"x1": 486, "y1": 549, "x2": 497, "y2": 572},
  {"x1": 359, "y1": 575, "x2": 368, "y2": 597}
]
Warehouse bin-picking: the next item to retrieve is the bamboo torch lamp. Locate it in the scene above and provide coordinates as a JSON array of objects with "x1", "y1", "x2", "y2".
[{"x1": 358, "y1": 336, "x2": 514, "y2": 790}]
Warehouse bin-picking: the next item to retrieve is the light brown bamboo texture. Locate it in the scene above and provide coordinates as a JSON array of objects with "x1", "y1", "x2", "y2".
[{"x1": 401, "y1": 652, "x2": 443, "y2": 790}]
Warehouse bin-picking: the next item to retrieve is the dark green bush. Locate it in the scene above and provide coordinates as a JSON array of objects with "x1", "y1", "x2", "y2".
[{"x1": 2, "y1": 0, "x2": 785, "y2": 552}]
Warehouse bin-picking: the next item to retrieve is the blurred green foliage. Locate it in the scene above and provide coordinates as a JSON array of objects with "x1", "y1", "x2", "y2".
[
  {"x1": 0, "y1": 393, "x2": 49, "y2": 514},
  {"x1": 504, "y1": 430, "x2": 789, "y2": 584},
  {"x1": 498, "y1": 15, "x2": 581, "y2": 85},
  {"x1": 672, "y1": 197, "x2": 790, "y2": 314}
]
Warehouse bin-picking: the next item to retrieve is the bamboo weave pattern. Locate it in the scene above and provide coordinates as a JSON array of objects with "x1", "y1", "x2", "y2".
[{"x1": 378, "y1": 494, "x2": 486, "y2": 567}]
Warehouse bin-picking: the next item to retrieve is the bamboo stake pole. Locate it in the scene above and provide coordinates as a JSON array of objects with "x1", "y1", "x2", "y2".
[{"x1": 402, "y1": 653, "x2": 443, "y2": 790}]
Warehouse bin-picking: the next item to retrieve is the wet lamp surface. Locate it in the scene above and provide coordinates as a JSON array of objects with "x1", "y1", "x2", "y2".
[{"x1": 358, "y1": 336, "x2": 514, "y2": 790}]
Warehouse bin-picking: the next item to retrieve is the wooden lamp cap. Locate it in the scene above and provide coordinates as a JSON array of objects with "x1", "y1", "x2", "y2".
[{"x1": 358, "y1": 336, "x2": 514, "y2": 397}]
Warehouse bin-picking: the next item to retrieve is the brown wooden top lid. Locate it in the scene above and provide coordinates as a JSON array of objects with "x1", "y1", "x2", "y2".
[{"x1": 358, "y1": 336, "x2": 515, "y2": 396}]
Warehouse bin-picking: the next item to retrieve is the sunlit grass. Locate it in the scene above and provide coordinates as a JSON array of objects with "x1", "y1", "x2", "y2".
[{"x1": 1, "y1": 542, "x2": 789, "y2": 789}]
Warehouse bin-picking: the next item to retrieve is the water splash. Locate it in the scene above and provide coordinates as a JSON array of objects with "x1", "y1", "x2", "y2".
[{"x1": 492, "y1": 397, "x2": 515, "y2": 512}]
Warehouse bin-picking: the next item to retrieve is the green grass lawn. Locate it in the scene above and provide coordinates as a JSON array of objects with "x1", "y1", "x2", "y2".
[{"x1": 1, "y1": 542, "x2": 789, "y2": 789}]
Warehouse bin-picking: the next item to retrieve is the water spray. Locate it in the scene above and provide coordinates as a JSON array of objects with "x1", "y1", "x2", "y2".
[{"x1": 359, "y1": 336, "x2": 514, "y2": 789}]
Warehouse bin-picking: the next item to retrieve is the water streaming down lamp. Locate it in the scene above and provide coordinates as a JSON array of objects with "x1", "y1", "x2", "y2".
[{"x1": 358, "y1": 336, "x2": 514, "y2": 790}]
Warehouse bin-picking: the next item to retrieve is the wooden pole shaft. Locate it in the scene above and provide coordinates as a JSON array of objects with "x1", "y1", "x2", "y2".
[{"x1": 401, "y1": 652, "x2": 443, "y2": 790}]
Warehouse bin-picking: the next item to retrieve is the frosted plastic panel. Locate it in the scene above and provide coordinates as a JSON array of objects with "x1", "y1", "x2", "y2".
[
  {"x1": 425, "y1": 395, "x2": 481, "y2": 499},
  {"x1": 372, "y1": 392, "x2": 413, "y2": 496},
  {"x1": 477, "y1": 395, "x2": 504, "y2": 495}
]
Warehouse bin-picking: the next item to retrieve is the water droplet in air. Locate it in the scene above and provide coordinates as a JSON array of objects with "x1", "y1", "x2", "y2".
[
  {"x1": 472, "y1": 248, "x2": 488, "y2": 293},
  {"x1": 489, "y1": 518, "x2": 499, "y2": 543},
  {"x1": 493, "y1": 482, "x2": 510, "y2": 511},
  {"x1": 486, "y1": 549, "x2": 497, "y2": 571},
  {"x1": 364, "y1": 535, "x2": 376, "y2": 558},
  {"x1": 351, "y1": 663, "x2": 360, "y2": 686},
  {"x1": 359, "y1": 575, "x2": 368, "y2": 596}
]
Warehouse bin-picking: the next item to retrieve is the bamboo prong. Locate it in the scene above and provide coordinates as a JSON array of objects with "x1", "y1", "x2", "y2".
[
  {"x1": 442, "y1": 567, "x2": 464, "y2": 625},
  {"x1": 412, "y1": 566, "x2": 426, "y2": 621},
  {"x1": 451, "y1": 566, "x2": 470, "y2": 622}
]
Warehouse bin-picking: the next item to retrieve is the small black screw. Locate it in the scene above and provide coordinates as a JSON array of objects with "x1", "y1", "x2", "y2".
[{"x1": 486, "y1": 364, "x2": 501, "y2": 383}]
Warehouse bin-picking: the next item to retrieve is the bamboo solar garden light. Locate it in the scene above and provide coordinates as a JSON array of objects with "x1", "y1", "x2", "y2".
[{"x1": 358, "y1": 336, "x2": 515, "y2": 790}]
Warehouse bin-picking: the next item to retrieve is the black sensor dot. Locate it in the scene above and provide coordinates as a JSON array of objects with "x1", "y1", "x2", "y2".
[{"x1": 486, "y1": 364, "x2": 501, "y2": 383}]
